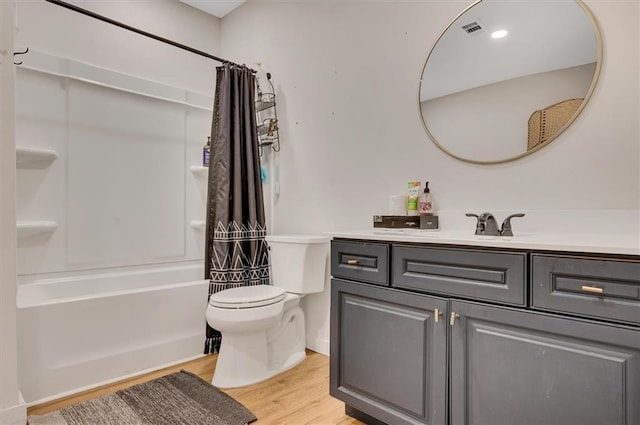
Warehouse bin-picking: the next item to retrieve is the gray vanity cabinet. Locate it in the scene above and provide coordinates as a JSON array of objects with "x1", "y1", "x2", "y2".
[
  {"x1": 330, "y1": 239, "x2": 640, "y2": 425},
  {"x1": 330, "y1": 278, "x2": 448, "y2": 425},
  {"x1": 450, "y1": 300, "x2": 640, "y2": 425}
]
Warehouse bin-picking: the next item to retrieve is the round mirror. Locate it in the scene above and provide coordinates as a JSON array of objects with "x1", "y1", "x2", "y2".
[{"x1": 418, "y1": 0, "x2": 602, "y2": 164}]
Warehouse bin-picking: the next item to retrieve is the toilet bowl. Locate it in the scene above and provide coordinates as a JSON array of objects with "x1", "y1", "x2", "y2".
[{"x1": 205, "y1": 234, "x2": 329, "y2": 388}]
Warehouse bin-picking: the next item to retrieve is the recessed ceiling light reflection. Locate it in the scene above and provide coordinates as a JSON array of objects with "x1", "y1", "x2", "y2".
[{"x1": 491, "y1": 30, "x2": 508, "y2": 39}]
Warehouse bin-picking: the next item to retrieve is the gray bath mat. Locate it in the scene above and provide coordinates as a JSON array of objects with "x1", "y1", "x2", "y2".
[{"x1": 28, "y1": 370, "x2": 257, "y2": 425}]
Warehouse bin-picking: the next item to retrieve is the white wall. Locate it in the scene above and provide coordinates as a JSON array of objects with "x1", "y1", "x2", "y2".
[
  {"x1": 1, "y1": 1, "x2": 26, "y2": 422},
  {"x1": 221, "y1": 0, "x2": 640, "y2": 354}
]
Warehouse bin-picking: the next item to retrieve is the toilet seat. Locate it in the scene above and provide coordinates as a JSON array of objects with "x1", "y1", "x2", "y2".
[{"x1": 209, "y1": 285, "x2": 286, "y2": 309}]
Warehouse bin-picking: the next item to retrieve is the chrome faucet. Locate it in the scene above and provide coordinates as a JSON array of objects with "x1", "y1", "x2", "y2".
[
  {"x1": 499, "y1": 213, "x2": 525, "y2": 236},
  {"x1": 466, "y1": 212, "x2": 525, "y2": 236}
]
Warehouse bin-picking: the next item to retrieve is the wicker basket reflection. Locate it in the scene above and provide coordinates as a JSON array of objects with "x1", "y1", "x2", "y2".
[{"x1": 527, "y1": 98, "x2": 584, "y2": 151}]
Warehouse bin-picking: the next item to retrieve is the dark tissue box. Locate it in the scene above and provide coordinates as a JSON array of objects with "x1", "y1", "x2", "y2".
[{"x1": 373, "y1": 215, "x2": 439, "y2": 230}]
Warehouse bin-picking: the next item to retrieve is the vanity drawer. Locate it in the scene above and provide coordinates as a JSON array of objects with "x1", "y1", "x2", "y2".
[
  {"x1": 331, "y1": 240, "x2": 389, "y2": 286},
  {"x1": 392, "y1": 245, "x2": 526, "y2": 306},
  {"x1": 532, "y1": 254, "x2": 640, "y2": 326}
]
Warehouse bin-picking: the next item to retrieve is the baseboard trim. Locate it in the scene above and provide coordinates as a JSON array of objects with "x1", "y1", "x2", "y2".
[
  {"x1": 0, "y1": 392, "x2": 27, "y2": 425},
  {"x1": 306, "y1": 337, "x2": 329, "y2": 356}
]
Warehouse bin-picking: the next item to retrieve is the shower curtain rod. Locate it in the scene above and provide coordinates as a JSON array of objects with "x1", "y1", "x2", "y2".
[{"x1": 44, "y1": 0, "x2": 255, "y2": 72}]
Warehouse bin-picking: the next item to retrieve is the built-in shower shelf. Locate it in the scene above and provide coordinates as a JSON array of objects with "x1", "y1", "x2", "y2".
[
  {"x1": 16, "y1": 147, "x2": 58, "y2": 165},
  {"x1": 190, "y1": 220, "x2": 205, "y2": 230},
  {"x1": 190, "y1": 165, "x2": 208, "y2": 177},
  {"x1": 17, "y1": 221, "x2": 58, "y2": 238}
]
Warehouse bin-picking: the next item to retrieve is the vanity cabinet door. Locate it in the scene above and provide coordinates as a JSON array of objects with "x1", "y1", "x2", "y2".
[
  {"x1": 330, "y1": 279, "x2": 448, "y2": 425},
  {"x1": 449, "y1": 300, "x2": 640, "y2": 425}
]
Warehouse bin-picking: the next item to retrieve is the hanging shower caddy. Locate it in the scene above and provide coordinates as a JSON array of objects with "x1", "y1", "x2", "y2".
[{"x1": 255, "y1": 71, "x2": 280, "y2": 155}]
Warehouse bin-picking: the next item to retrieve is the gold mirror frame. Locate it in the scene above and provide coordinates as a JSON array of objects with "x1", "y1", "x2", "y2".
[{"x1": 418, "y1": 0, "x2": 603, "y2": 165}]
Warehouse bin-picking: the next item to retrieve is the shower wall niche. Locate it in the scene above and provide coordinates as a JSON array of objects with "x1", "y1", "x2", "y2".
[{"x1": 16, "y1": 50, "x2": 212, "y2": 277}]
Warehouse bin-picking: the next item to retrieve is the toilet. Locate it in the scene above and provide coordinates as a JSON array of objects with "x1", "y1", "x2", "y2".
[{"x1": 205, "y1": 234, "x2": 329, "y2": 388}]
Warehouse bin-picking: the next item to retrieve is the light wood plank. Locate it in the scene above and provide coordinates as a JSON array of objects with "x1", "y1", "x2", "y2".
[{"x1": 27, "y1": 350, "x2": 363, "y2": 424}]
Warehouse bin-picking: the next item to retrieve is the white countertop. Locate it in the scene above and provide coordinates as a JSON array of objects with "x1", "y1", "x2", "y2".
[{"x1": 330, "y1": 229, "x2": 640, "y2": 256}]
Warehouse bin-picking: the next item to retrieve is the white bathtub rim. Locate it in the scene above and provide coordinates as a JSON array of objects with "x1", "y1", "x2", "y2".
[
  {"x1": 18, "y1": 261, "x2": 202, "y2": 286},
  {"x1": 17, "y1": 261, "x2": 205, "y2": 308},
  {"x1": 24, "y1": 353, "x2": 208, "y2": 407},
  {"x1": 17, "y1": 279, "x2": 210, "y2": 309}
]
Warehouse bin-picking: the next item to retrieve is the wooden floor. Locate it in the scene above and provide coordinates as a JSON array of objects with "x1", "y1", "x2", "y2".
[{"x1": 27, "y1": 350, "x2": 363, "y2": 424}]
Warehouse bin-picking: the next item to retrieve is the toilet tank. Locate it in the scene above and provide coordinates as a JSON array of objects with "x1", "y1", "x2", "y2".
[{"x1": 265, "y1": 235, "x2": 330, "y2": 294}]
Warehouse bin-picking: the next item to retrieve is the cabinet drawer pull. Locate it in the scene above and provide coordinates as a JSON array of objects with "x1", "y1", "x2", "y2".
[
  {"x1": 346, "y1": 259, "x2": 359, "y2": 265},
  {"x1": 450, "y1": 312, "x2": 460, "y2": 326},
  {"x1": 581, "y1": 285, "x2": 604, "y2": 294},
  {"x1": 434, "y1": 308, "x2": 441, "y2": 323}
]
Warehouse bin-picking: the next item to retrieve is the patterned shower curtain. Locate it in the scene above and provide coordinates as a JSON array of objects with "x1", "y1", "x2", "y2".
[{"x1": 204, "y1": 63, "x2": 270, "y2": 355}]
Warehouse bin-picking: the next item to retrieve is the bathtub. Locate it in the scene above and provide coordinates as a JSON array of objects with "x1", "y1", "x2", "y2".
[{"x1": 17, "y1": 262, "x2": 209, "y2": 404}]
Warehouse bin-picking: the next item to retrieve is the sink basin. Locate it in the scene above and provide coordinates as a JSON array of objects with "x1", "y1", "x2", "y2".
[
  {"x1": 371, "y1": 230, "x2": 533, "y2": 241},
  {"x1": 372, "y1": 229, "x2": 440, "y2": 238},
  {"x1": 472, "y1": 233, "x2": 532, "y2": 241},
  {"x1": 473, "y1": 235, "x2": 503, "y2": 241}
]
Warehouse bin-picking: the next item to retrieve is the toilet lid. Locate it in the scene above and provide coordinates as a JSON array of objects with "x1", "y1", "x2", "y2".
[{"x1": 209, "y1": 285, "x2": 286, "y2": 309}]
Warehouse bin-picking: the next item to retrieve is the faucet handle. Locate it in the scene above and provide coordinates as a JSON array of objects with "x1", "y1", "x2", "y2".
[
  {"x1": 465, "y1": 213, "x2": 483, "y2": 235},
  {"x1": 500, "y1": 213, "x2": 525, "y2": 236}
]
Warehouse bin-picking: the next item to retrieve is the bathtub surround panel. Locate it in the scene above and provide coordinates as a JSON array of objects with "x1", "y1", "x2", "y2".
[
  {"x1": 14, "y1": 0, "x2": 221, "y2": 274},
  {"x1": 186, "y1": 107, "x2": 212, "y2": 260},
  {"x1": 66, "y1": 81, "x2": 186, "y2": 266},
  {"x1": 15, "y1": 55, "x2": 213, "y2": 275},
  {"x1": 15, "y1": 68, "x2": 68, "y2": 274}
]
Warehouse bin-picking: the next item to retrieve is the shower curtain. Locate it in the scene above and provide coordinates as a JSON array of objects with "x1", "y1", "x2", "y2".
[{"x1": 204, "y1": 63, "x2": 270, "y2": 355}]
